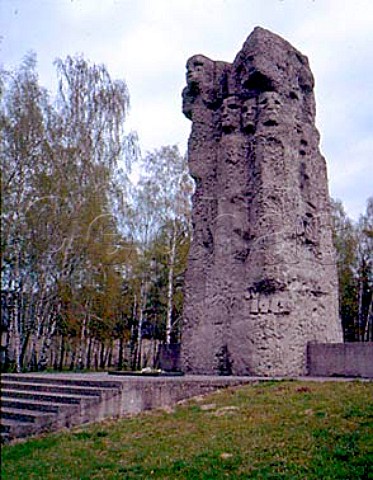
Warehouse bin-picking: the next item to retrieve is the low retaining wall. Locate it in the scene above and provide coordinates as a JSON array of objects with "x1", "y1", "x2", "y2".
[
  {"x1": 307, "y1": 343, "x2": 373, "y2": 378},
  {"x1": 114, "y1": 376, "x2": 255, "y2": 415}
]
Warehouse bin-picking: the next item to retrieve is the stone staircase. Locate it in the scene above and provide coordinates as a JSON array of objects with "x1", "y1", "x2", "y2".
[
  {"x1": 1, "y1": 373, "x2": 262, "y2": 444},
  {"x1": 0, "y1": 373, "x2": 124, "y2": 443}
]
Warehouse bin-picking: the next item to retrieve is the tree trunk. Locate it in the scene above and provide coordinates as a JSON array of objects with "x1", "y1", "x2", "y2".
[
  {"x1": 86, "y1": 335, "x2": 92, "y2": 370},
  {"x1": 130, "y1": 294, "x2": 137, "y2": 369},
  {"x1": 357, "y1": 265, "x2": 364, "y2": 342},
  {"x1": 136, "y1": 281, "x2": 147, "y2": 370},
  {"x1": 107, "y1": 341, "x2": 113, "y2": 368},
  {"x1": 77, "y1": 314, "x2": 87, "y2": 370},
  {"x1": 38, "y1": 318, "x2": 57, "y2": 370},
  {"x1": 69, "y1": 345, "x2": 76, "y2": 371},
  {"x1": 11, "y1": 253, "x2": 22, "y2": 372},
  {"x1": 166, "y1": 221, "x2": 177, "y2": 345},
  {"x1": 99, "y1": 341, "x2": 106, "y2": 369},
  {"x1": 93, "y1": 340, "x2": 99, "y2": 370},
  {"x1": 58, "y1": 335, "x2": 65, "y2": 371},
  {"x1": 11, "y1": 299, "x2": 22, "y2": 373},
  {"x1": 364, "y1": 299, "x2": 372, "y2": 342},
  {"x1": 118, "y1": 336, "x2": 124, "y2": 370},
  {"x1": 20, "y1": 330, "x2": 31, "y2": 371}
]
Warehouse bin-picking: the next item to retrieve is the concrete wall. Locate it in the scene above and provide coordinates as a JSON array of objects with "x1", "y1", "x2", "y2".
[
  {"x1": 307, "y1": 343, "x2": 373, "y2": 378},
  {"x1": 160, "y1": 342, "x2": 373, "y2": 378},
  {"x1": 114, "y1": 377, "x2": 255, "y2": 416}
]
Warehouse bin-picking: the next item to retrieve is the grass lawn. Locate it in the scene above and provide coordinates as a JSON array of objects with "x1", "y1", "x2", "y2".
[{"x1": 1, "y1": 380, "x2": 372, "y2": 479}]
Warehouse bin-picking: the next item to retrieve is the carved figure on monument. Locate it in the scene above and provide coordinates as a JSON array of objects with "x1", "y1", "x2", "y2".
[
  {"x1": 181, "y1": 27, "x2": 343, "y2": 376},
  {"x1": 241, "y1": 98, "x2": 257, "y2": 134},
  {"x1": 221, "y1": 96, "x2": 241, "y2": 134},
  {"x1": 257, "y1": 91, "x2": 283, "y2": 127},
  {"x1": 186, "y1": 55, "x2": 214, "y2": 98}
]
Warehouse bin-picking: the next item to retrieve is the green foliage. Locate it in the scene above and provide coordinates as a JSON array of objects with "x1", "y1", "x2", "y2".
[
  {"x1": 1, "y1": 53, "x2": 194, "y2": 372},
  {"x1": 331, "y1": 199, "x2": 359, "y2": 340},
  {"x1": 1, "y1": 381, "x2": 372, "y2": 479},
  {"x1": 129, "y1": 145, "x2": 193, "y2": 356},
  {"x1": 1, "y1": 53, "x2": 137, "y2": 371},
  {"x1": 331, "y1": 197, "x2": 373, "y2": 341}
]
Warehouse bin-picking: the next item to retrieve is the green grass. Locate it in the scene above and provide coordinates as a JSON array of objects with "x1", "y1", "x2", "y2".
[{"x1": 2, "y1": 381, "x2": 372, "y2": 479}]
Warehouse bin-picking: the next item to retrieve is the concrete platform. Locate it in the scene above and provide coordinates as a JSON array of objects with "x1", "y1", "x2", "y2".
[{"x1": 1, "y1": 373, "x2": 371, "y2": 443}]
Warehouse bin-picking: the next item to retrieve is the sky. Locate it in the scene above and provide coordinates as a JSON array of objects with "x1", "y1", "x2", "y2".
[{"x1": 1, "y1": 0, "x2": 372, "y2": 220}]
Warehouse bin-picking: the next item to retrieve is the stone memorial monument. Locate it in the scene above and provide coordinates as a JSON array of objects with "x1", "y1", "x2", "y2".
[{"x1": 181, "y1": 27, "x2": 343, "y2": 376}]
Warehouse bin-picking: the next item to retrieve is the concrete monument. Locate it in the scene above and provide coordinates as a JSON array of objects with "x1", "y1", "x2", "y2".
[{"x1": 181, "y1": 27, "x2": 343, "y2": 376}]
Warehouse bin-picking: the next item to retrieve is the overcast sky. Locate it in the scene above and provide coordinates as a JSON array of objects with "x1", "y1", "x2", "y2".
[{"x1": 1, "y1": 0, "x2": 372, "y2": 220}]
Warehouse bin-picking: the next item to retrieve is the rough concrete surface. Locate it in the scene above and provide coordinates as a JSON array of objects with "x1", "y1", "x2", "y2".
[
  {"x1": 181, "y1": 27, "x2": 343, "y2": 376},
  {"x1": 308, "y1": 343, "x2": 373, "y2": 378}
]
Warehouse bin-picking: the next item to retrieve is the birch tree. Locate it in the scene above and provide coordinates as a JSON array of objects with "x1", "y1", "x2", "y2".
[
  {"x1": 331, "y1": 197, "x2": 372, "y2": 342},
  {"x1": 136, "y1": 146, "x2": 193, "y2": 346},
  {"x1": 1, "y1": 53, "x2": 137, "y2": 371},
  {"x1": 356, "y1": 197, "x2": 373, "y2": 341}
]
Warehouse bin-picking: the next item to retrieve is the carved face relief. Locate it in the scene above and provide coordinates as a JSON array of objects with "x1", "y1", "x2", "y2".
[
  {"x1": 186, "y1": 55, "x2": 213, "y2": 90},
  {"x1": 257, "y1": 91, "x2": 283, "y2": 126},
  {"x1": 221, "y1": 96, "x2": 241, "y2": 133},
  {"x1": 241, "y1": 98, "x2": 257, "y2": 133},
  {"x1": 182, "y1": 86, "x2": 195, "y2": 120}
]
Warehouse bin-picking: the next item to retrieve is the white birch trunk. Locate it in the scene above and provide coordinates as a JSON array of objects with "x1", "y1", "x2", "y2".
[
  {"x1": 137, "y1": 280, "x2": 147, "y2": 369},
  {"x1": 357, "y1": 266, "x2": 364, "y2": 342},
  {"x1": 166, "y1": 221, "x2": 177, "y2": 345},
  {"x1": 12, "y1": 298, "x2": 22, "y2": 373},
  {"x1": 77, "y1": 313, "x2": 87, "y2": 369},
  {"x1": 38, "y1": 309, "x2": 58, "y2": 369},
  {"x1": 364, "y1": 300, "x2": 372, "y2": 342},
  {"x1": 12, "y1": 253, "x2": 22, "y2": 372}
]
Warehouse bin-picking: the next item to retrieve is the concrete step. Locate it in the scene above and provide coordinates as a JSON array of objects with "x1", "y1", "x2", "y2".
[
  {"x1": 0, "y1": 374, "x2": 126, "y2": 442},
  {"x1": 1, "y1": 407, "x2": 55, "y2": 424},
  {"x1": 1, "y1": 374, "x2": 123, "y2": 389},
  {"x1": 1, "y1": 397, "x2": 78, "y2": 414},
  {"x1": 0, "y1": 395, "x2": 103, "y2": 442},
  {"x1": 1, "y1": 388, "x2": 99, "y2": 405},
  {"x1": 1, "y1": 418, "x2": 36, "y2": 443},
  {"x1": 1, "y1": 380, "x2": 112, "y2": 398},
  {"x1": 0, "y1": 400, "x2": 87, "y2": 440}
]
